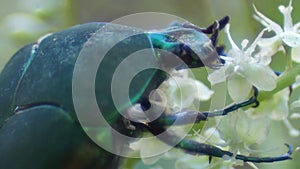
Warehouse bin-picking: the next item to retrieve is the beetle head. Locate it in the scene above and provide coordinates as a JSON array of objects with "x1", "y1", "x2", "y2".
[{"x1": 150, "y1": 26, "x2": 223, "y2": 70}]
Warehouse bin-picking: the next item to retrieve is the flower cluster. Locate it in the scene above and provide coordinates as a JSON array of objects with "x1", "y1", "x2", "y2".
[
  {"x1": 209, "y1": 0, "x2": 300, "y2": 167},
  {"x1": 128, "y1": 0, "x2": 300, "y2": 168},
  {"x1": 254, "y1": 0, "x2": 300, "y2": 63},
  {"x1": 207, "y1": 0, "x2": 300, "y2": 167},
  {"x1": 208, "y1": 25, "x2": 277, "y2": 102}
]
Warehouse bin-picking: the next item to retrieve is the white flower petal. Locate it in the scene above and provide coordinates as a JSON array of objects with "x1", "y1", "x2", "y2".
[
  {"x1": 257, "y1": 36, "x2": 282, "y2": 47},
  {"x1": 208, "y1": 67, "x2": 227, "y2": 85},
  {"x1": 257, "y1": 36, "x2": 284, "y2": 62},
  {"x1": 246, "y1": 28, "x2": 268, "y2": 56},
  {"x1": 253, "y1": 15, "x2": 269, "y2": 30},
  {"x1": 278, "y1": 0, "x2": 293, "y2": 31},
  {"x1": 175, "y1": 156, "x2": 210, "y2": 169},
  {"x1": 236, "y1": 113, "x2": 269, "y2": 145},
  {"x1": 218, "y1": 110, "x2": 269, "y2": 146},
  {"x1": 255, "y1": 52, "x2": 272, "y2": 65},
  {"x1": 254, "y1": 36, "x2": 285, "y2": 62},
  {"x1": 290, "y1": 113, "x2": 300, "y2": 119},
  {"x1": 253, "y1": 5, "x2": 283, "y2": 34},
  {"x1": 129, "y1": 140, "x2": 142, "y2": 151},
  {"x1": 241, "y1": 39, "x2": 249, "y2": 50},
  {"x1": 225, "y1": 24, "x2": 240, "y2": 50},
  {"x1": 294, "y1": 22, "x2": 300, "y2": 32},
  {"x1": 292, "y1": 75, "x2": 300, "y2": 89},
  {"x1": 282, "y1": 31, "x2": 300, "y2": 47},
  {"x1": 239, "y1": 63, "x2": 277, "y2": 91},
  {"x1": 227, "y1": 74, "x2": 252, "y2": 102},
  {"x1": 163, "y1": 72, "x2": 213, "y2": 110},
  {"x1": 139, "y1": 138, "x2": 170, "y2": 164},
  {"x1": 203, "y1": 127, "x2": 227, "y2": 146},
  {"x1": 195, "y1": 80, "x2": 214, "y2": 101},
  {"x1": 291, "y1": 99, "x2": 300, "y2": 109},
  {"x1": 173, "y1": 69, "x2": 189, "y2": 78},
  {"x1": 291, "y1": 46, "x2": 300, "y2": 62},
  {"x1": 141, "y1": 155, "x2": 161, "y2": 165},
  {"x1": 270, "y1": 89, "x2": 290, "y2": 120},
  {"x1": 283, "y1": 119, "x2": 300, "y2": 137},
  {"x1": 169, "y1": 79, "x2": 195, "y2": 108},
  {"x1": 249, "y1": 89, "x2": 289, "y2": 120}
]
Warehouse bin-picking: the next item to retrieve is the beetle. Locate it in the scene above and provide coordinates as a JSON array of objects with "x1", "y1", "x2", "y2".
[{"x1": 0, "y1": 16, "x2": 292, "y2": 169}]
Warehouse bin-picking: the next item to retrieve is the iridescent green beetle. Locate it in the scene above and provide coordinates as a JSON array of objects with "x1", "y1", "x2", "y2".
[{"x1": 0, "y1": 16, "x2": 292, "y2": 169}]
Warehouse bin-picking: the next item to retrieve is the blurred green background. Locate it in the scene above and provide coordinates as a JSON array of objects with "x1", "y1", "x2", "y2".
[
  {"x1": 0, "y1": 0, "x2": 299, "y2": 168},
  {"x1": 2, "y1": 0, "x2": 300, "y2": 71}
]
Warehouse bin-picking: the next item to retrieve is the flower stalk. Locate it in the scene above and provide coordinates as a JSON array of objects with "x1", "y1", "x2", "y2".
[{"x1": 259, "y1": 64, "x2": 300, "y2": 101}]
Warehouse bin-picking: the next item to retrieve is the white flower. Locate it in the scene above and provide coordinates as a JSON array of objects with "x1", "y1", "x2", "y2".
[
  {"x1": 254, "y1": 0, "x2": 300, "y2": 62},
  {"x1": 283, "y1": 119, "x2": 300, "y2": 137},
  {"x1": 288, "y1": 97, "x2": 300, "y2": 137},
  {"x1": 290, "y1": 113, "x2": 300, "y2": 119},
  {"x1": 129, "y1": 70, "x2": 214, "y2": 165},
  {"x1": 248, "y1": 88, "x2": 300, "y2": 137},
  {"x1": 175, "y1": 155, "x2": 234, "y2": 169},
  {"x1": 161, "y1": 69, "x2": 214, "y2": 111},
  {"x1": 208, "y1": 25, "x2": 277, "y2": 102},
  {"x1": 217, "y1": 110, "x2": 269, "y2": 149},
  {"x1": 248, "y1": 88, "x2": 289, "y2": 120},
  {"x1": 129, "y1": 136, "x2": 172, "y2": 165},
  {"x1": 291, "y1": 96, "x2": 300, "y2": 111}
]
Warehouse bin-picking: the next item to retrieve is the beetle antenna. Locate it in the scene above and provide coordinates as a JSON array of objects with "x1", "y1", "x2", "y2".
[
  {"x1": 180, "y1": 16, "x2": 229, "y2": 47},
  {"x1": 218, "y1": 16, "x2": 230, "y2": 30},
  {"x1": 203, "y1": 16, "x2": 229, "y2": 46}
]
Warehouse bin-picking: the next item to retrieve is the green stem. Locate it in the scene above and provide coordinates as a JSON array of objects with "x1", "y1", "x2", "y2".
[
  {"x1": 258, "y1": 65, "x2": 300, "y2": 101},
  {"x1": 285, "y1": 46, "x2": 293, "y2": 71}
]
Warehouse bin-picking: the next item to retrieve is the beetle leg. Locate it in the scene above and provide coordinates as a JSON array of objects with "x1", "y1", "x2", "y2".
[
  {"x1": 143, "y1": 122, "x2": 293, "y2": 163},
  {"x1": 140, "y1": 86, "x2": 292, "y2": 163},
  {"x1": 155, "y1": 87, "x2": 259, "y2": 126},
  {"x1": 123, "y1": 118, "x2": 136, "y2": 130}
]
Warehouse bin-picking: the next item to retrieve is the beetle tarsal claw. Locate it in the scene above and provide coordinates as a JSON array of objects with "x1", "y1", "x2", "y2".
[
  {"x1": 122, "y1": 118, "x2": 136, "y2": 130},
  {"x1": 209, "y1": 156, "x2": 212, "y2": 163},
  {"x1": 144, "y1": 89, "x2": 168, "y2": 121},
  {"x1": 124, "y1": 104, "x2": 148, "y2": 123}
]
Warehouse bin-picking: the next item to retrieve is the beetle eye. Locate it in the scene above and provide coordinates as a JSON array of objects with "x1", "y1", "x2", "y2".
[
  {"x1": 166, "y1": 36, "x2": 176, "y2": 42},
  {"x1": 180, "y1": 47, "x2": 187, "y2": 56}
]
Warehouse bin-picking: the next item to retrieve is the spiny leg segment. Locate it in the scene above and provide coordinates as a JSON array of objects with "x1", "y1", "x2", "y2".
[
  {"x1": 144, "y1": 122, "x2": 292, "y2": 163},
  {"x1": 156, "y1": 87, "x2": 258, "y2": 126},
  {"x1": 140, "y1": 86, "x2": 293, "y2": 163}
]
